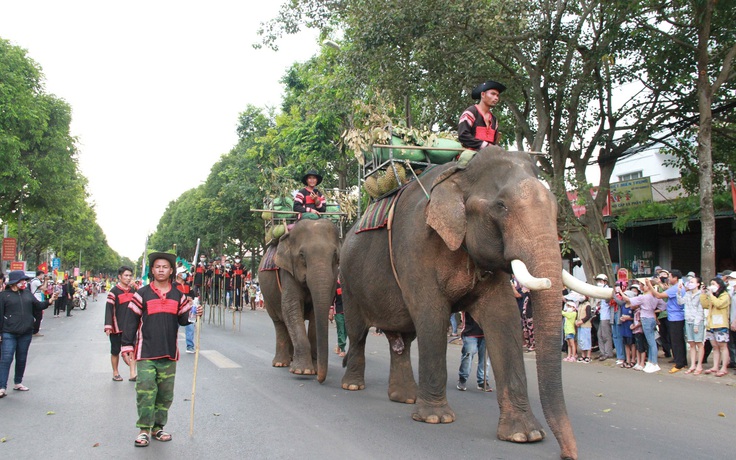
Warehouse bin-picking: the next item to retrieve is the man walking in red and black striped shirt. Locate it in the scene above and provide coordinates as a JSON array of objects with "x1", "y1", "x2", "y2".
[
  {"x1": 122, "y1": 252, "x2": 202, "y2": 447},
  {"x1": 104, "y1": 266, "x2": 137, "y2": 382}
]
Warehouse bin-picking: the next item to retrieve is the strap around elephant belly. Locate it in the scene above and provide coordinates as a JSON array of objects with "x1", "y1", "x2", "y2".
[{"x1": 387, "y1": 196, "x2": 402, "y2": 292}]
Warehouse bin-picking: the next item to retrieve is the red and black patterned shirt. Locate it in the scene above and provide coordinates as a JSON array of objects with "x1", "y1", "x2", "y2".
[
  {"x1": 104, "y1": 283, "x2": 136, "y2": 335},
  {"x1": 458, "y1": 104, "x2": 500, "y2": 150},
  {"x1": 121, "y1": 282, "x2": 192, "y2": 361}
]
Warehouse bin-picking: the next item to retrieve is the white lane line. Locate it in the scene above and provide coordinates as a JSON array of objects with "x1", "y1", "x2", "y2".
[{"x1": 199, "y1": 350, "x2": 242, "y2": 369}]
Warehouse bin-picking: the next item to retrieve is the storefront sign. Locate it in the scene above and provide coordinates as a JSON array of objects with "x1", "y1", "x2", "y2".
[{"x1": 610, "y1": 177, "x2": 653, "y2": 213}]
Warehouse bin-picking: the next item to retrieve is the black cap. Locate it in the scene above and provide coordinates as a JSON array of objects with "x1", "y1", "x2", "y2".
[
  {"x1": 471, "y1": 80, "x2": 507, "y2": 99},
  {"x1": 301, "y1": 169, "x2": 323, "y2": 186},
  {"x1": 148, "y1": 251, "x2": 177, "y2": 269}
]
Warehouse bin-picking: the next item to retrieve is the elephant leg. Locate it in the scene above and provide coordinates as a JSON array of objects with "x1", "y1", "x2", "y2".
[
  {"x1": 411, "y1": 317, "x2": 455, "y2": 424},
  {"x1": 342, "y1": 313, "x2": 370, "y2": 391},
  {"x1": 386, "y1": 331, "x2": 417, "y2": 404},
  {"x1": 271, "y1": 317, "x2": 293, "y2": 367},
  {"x1": 477, "y1": 281, "x2": 545, "y2": 443},
  {"x1": 276, "y1": 272, "x2": 316, "y2": 376}
]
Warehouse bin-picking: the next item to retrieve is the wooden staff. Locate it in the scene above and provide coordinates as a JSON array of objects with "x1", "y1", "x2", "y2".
[
  {"x1": 189, "y1": 301, "x2": 202, "y2": 436},
  {"x1": 189, "y1": 238, "x2": 201, "y2": 437}
]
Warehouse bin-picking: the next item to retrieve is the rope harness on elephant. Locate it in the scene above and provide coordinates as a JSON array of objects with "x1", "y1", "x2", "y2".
[{"x1": 386, "y1": 152, "x2": 481, "y2": 292}]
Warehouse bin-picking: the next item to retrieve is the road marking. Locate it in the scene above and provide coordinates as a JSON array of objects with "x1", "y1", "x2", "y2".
[{"x1": 199, "y1": 350, "x2": 242, "y2": 368}]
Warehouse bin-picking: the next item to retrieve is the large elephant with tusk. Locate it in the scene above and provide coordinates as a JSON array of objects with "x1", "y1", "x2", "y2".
[{"x1": 340, "y1": 146, "x2": 611, "y2": 460}]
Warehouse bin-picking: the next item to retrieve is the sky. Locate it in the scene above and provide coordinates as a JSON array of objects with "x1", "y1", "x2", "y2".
[{"x1": 0, "y1": 1, "x2": 319, "y2": 260}]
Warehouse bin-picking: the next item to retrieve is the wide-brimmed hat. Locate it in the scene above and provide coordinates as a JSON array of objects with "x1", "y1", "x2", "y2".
[
  {"x1": 301, "y1": 169, "x2": 323, "y2": 186},
  {"x1": 471, "y1": 80, "x2": 507, "y2": 99},
  {"x1": 7, "y1": 270, "x2": 31, "y2": 285},
  {"x1": 148, "y1": 251, "x2": 177, "y2": 269}
]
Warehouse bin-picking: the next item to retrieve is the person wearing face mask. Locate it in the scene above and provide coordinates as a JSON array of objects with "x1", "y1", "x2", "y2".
[
  {"x1": 677, "y1": 276, "x2": 705, "y2": 374},
  {"x1": 593, "y1": 274, "x2": 614, "y2": 361},
  {"x1": 701, "y1": 277, "x2": 731, "y2": 377},
  {"x1": 649, "y1": 269, "x2": 688, "y2": 373},
  {"x1": 0, "y1": 271, "x2": 58, "y2": 397}
]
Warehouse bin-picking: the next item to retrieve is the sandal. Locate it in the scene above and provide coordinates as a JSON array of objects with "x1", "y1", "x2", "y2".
[
  {"x1": 134, "y1": 433, "x2": 150, "y2": 447},
  {"x1": 693, "y1": 369, "x2": 703, "y2": 375},
  {"x1": 129, "y1": 376, "x2": 137, "y2": 382},
  {"x1": 715, "y1": 371, "x2": 727, "y2": 377},
  {"x1": 13, "y1": 384, "x2": 29, "y2": 391},
  {"x1": 684, "y1": 368, "x2": 695, "y2": 374},
  {"x1": 112, "y1": 375, "x2": 123, "y2": 381},
  {"x1": 704, "y1": 369, "x2": 715, "y2": 374},
  {"x1": 152, "y1": 429, "x2": 172, "y2": 442}
]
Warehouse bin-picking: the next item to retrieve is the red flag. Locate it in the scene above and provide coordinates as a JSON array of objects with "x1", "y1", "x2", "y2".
[
  {"x1": 731, "y1": 179, "x2": 736, "y2": 214},
  {"x1": 37, "y1": 261, "x2": 48, "y2": 274}
]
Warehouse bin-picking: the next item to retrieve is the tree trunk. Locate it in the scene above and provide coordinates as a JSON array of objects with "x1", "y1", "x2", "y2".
[{"x1": 695, "y1": 1, "x2": 716, "y2": 281}]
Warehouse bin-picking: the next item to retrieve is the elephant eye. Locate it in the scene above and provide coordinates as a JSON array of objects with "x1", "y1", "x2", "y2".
[{"x1": 496, "y1": 200, "x2": 508, "y2": 211}]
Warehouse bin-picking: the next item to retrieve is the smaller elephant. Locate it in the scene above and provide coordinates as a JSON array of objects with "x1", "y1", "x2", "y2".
[{"x1": 259, "y1": 218, "x2": 340, "y2": 382}]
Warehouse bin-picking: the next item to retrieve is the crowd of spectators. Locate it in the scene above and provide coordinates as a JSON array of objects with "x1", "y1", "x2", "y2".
[{"x1": 562, "y1": 267, "x2": 735, "y2": 376}]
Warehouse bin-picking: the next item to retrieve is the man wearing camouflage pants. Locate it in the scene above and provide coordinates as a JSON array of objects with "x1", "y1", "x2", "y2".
[{"x1": 122, "y1": 251, "x2": 202, "y2": 447}]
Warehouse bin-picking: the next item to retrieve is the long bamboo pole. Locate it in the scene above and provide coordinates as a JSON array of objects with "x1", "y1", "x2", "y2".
[{"x1": 189, "y1": 238, "x2": 201, "y2": 437}]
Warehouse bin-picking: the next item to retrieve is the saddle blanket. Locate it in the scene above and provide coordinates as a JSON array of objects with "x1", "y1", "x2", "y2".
[{"x1": 259, "y1": 244, "x2": 278, "y2": 271}]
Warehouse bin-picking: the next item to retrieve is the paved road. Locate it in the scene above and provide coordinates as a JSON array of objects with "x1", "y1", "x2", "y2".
[{"x1": 1, "y1": 296, "x2": 734, "y2": 459}]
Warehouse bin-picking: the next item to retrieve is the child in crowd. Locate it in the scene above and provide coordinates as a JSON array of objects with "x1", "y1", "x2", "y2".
[
  {"x1": 618, "y1": 290, "x2": 636, "y2": 368},
  {"x1": 574, "y1": 297, "x2": 593, "y2": 363},
  {"x1": 678, "y1": 276, "x2": 705, "y2": 374},
  {"x1": 562, "y1": 300, "x2": 578, "y2": 362}
]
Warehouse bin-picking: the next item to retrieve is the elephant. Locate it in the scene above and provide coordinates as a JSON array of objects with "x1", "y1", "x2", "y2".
[
  {"x1": 259, "y1": 218, "x2": 341, "y2": 383},
  {"x1": 339, "y1": 146, "x2": 611, "y2": 460}
]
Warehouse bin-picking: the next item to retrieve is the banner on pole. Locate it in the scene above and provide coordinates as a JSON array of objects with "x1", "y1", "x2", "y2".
[
  {"x1": 2, "y1": 238, "x2": 17, "y2": 261},
  {"x1": 10, "y1": 261, "x2": 26, "y2": 271}
]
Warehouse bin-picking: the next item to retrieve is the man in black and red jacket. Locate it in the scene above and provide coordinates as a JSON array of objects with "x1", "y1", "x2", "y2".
[
  {"x1": 122, "y1": 252, "x2": 202, "y2": 447},
  {"x1": 458, "y1": 80, "x2": 506, "y2": 150},
  {"x1": 293, "y1": 169, "x2": 327, "y2": 217},
  {"x1": 231, "y1": 257, "x2": 246, "y2": 311},
  {"x1": 104, "y1": 265, "x2": 137, "y2": 382}
]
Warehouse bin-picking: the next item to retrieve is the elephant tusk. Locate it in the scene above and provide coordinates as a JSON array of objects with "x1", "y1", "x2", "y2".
[
  {"x1": 562, "y1": 269, "x2": 614, "y2": 299},
  {"x1": 511, "y1": 259, "x2": 552, "y2": 290}
]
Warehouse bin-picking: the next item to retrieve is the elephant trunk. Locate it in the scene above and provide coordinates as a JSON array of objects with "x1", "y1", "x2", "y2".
[
  {"x1": 530, "y1": 257, "x2": 577, "y2": 460},
  {"x1": 307, "y1": 267, "x2": 337, "y2": 384}
]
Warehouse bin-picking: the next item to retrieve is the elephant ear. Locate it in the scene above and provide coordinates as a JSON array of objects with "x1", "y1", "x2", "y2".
[
  {"x1": 274, "y1": 233, "x2": 296, "y2": 277},
  {"x1": 426, "y1": 176, "x2": 466, "y2": 251}
]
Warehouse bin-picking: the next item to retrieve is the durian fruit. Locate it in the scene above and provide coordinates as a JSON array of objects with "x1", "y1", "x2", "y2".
[
  {"x1": 376, "y1": 173, "x2": 392, "y2": 195},
  {"x1": 364, "y1": 175, "x2": 381, "y2": 198},
  {"x1": 261, "y1": 211, "x2": 273, "y2": 220},
  {"x1": 393, "y1": 164, "x2": 408, "y2": 184},
  {"x1": 383, "y1": 168, "x2": 399, "y2": 190}
]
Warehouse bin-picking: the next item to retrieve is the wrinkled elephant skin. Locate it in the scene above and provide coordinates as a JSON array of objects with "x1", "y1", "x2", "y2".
[
  {"x1": 340, "y1": 147, "x2": 578, "y2": 459},
  {"x1": 259, "y1": 219, "x2": 340, "y2": 383}
]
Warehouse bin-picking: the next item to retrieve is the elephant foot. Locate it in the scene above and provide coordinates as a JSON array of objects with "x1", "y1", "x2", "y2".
[
  {"x1": 388, "y1": 382, "x2": 417, "y2": 404},
  {"x1": 290, "y1": 366, "x2": 317, "y2": 375},
  {"x1": 411, "y1": 400, "x2": 455, "y2": 424},
  {"x1": 497, "y1": 412, "x2": 546, "y2": 443},
  {"x1": 272, "y1": 360, "x2": 290, "y2": 367},
  {"x1": 341, "y1": 374, "x2": 365, "y2": 390}
]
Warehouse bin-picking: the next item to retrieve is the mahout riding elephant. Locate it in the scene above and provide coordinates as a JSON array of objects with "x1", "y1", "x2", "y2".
[
  {"x1": 259, "y1": 218, "x2": 340, "y2": 383},
  {"x1": 340, "y1": 146, "x2": 611, "y2": 460}
]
